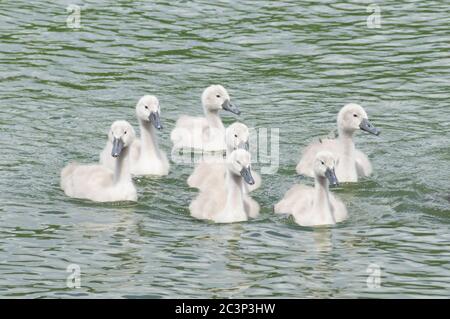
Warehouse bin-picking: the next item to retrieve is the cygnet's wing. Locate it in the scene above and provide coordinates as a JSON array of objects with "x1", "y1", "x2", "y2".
[
  {"x1": 60, "y1": 162, "x2": 80, "y2": 190},
  {"x1": 328, "y1": 192, "x2": 348, "y2": 223},
  {"x1": 189, "y1": 185, "x2": 226, "y2": 221},
  {"x1": 189, "y1": 191, "x2": 210, "y2": 220},
  {"x1": 296, "y1": 138, "x2": 338, "y2": 176},
  {"x1": 62, "y1": 164, "x2": 113, "y2": 199},
  {"x1": 274, "y1": 184, "x2": 310, "y2": 215},
  {"x1": 244, "y1": 195, "x2": 260, "y2": 218},
  {"x1": 173, "y1": 115, "x2": 208, "y2": 130},
  {"x1": 187, "y1": 162, "x2": 225, "y2": 189},
  {"x1": 75, "y1": 164, "x2": 114, "y2": 189},
  {"x1": 354, "y1": 149, "x2": 373, "y2": 177},
  {"x1": 170, "y1": 115, "x2": 209, "y2": 147}
]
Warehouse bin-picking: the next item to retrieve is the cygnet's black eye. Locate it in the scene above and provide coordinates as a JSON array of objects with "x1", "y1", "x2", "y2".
[
  {"x1": 234, "y1": 134, "x2": 238, "y2": 138},
  {"x1": 124, "y1": 131, "x2": 127, "y2": 134},
  {"x1": 216, "y1": 95, "x2": 220, "y2": 98},
  {"x1": 321, "y1": 161, "x2": 325, "y2": 165},
  {"x1": 353, "y1": 114, "x2": 358, "y2": 117},
  {"x1": 145, "y1": 105, "x2": 148, "y2": 109}
]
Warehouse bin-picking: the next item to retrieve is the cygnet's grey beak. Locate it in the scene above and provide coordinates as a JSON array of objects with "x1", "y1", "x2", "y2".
[
  {"x1": 149, "y1": 112, "x2": 162, "y2": 130},
  {"x1": 360, "y1": 118, "x2": 380, "y2": 136},
  {"x1": 238, "y1": 141, "x2": 250, "y2": 151},
  {"x1": 111, "y1": 137, "x2": 125, "y2": 158},
  {"x1": 325, "y1": 167, "x2": 339, "y2": 187},
  {"x1": 222, "y1": 99, "x2": 241, "y2": 115},
  {"x1": 240, "y1": 166, "x2": 255, "y2": 185}
]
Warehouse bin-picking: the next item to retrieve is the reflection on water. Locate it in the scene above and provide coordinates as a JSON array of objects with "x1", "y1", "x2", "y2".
[{"x1": 312, "y1": 228, "x2": 333, "y2": 253}]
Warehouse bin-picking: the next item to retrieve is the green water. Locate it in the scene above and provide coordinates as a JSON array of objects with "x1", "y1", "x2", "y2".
[{"x1": 0, "y1": 0, "x2": 449, "y2": 298}]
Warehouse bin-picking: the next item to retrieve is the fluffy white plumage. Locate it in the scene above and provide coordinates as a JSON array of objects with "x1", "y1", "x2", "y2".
[
  {"x1": 170, "y1": 85, "x2": 240, "y2": 152},
  {"x1": 296, "y1": 103, "x2": 380, "y2": 182},
  {"x1": 276, "y1": 151, "x2": 347, "y2": 226},
  {"x1": 189, "y1": 149, "x2": 260, "y2": 223},
  {"x1": 187, "y1": 122, "x2": 261, "y2": 192},
  {"x1": 100, "y1": 95, "x2": 169, "y2": 176},
  {"x1": 61, "y1": 120, "x2": 137, "y2": 202}
]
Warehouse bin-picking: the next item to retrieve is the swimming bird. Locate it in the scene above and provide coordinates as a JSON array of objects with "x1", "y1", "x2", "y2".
[
  {"x1": 296, "y1": 103, "x2": 380, "y2": 182},
  {"x1": 61, "y1": 120, "x2": 137, "y2": 202},
  {"x1": 100, "y1": 95, "x2": 169, "y2": 176},
  {"x1": 275, "y1": 151, "x2": 347, "y2": 226},
  {"x1": 170, "y1": 85, "x2": 240, "y2": 152},
  {"x1": 187, "y1": 122, "x2": 261, "y2": 192},
  {"x1": 189, "y1": 149, "x2": 259, "y2": 223}
]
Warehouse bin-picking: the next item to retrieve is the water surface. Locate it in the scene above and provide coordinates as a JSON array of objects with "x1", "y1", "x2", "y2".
[{"x1": 0, "y1": 0, "x2": 449, "y2": 298}]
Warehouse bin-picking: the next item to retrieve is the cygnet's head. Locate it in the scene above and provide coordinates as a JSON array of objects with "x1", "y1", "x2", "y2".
[
  {"x1": 136, "y1": 95, "x2": 162, "y2": 130},
  {"x1": 201, "y1": 85, "x2": 240, "y2": 115},
  {"x1": 227, "y1": 149, "x2": 255, "y2": 185},
  {"x1": 108, "y1": 120, "x2": 136, "y2": 158},
  {"x1": 225, "y1": 122, "x2": 250, "y2": 151},
  {"x1": 314, "y1": 151, "x2": 339, "y2": 187},
  {"x1": 337, "y1": 103, "x2": 380, "y2": 136}
]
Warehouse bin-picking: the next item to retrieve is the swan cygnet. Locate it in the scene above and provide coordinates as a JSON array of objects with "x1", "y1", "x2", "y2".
[
  {"x1": 61, "y1": 121, "x2": 137, "y2": 202},
  {"x1": 187, "y1": 122, "x2": 262, "y2": 192},
  {"x1": 275, "y1": 151, "x2": 347, "y2": 227},
  {"x1": 296, "y1": 103, "x2": 380, "y2": 182},
  {"x1": 170, "y1": 85, "x2": 241, "y2": 152},
  {"x1": 189, "y1": 149, "x2": 260, "y2": 224},
  {"x1": 100, "y1": 96, "x2": 169, "y2": 176}
]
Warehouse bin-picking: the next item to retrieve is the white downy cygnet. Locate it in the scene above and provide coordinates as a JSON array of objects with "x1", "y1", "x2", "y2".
[
  {"x1": 61, "y1": 120, "x2": 137, "y2": 202},
  {"x1": 187, "y1": 122, "x2": 261, "y2": 192},
  {"x1": 189, "y1": 149, "x2": 260, "y2": 223},
  {"x1": 275, "y1": 151, "x2": 347, "y2": 227},
  {"x1": 100, "y1": 96, "x2": 169, "y2": 176},
  {"x1": 296, "y1": 103, "x2": 380, "y2": 182},
  {"x1": 170, "y1": 85, "x2": 240, "y2": 152}
]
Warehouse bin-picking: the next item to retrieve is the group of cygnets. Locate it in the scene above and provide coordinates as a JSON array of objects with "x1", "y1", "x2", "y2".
[{"x1": 61, "y1": 85, "x2": 380, "y2": 227}]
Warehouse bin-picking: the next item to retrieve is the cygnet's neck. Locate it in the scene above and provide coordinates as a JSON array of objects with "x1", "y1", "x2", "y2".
[
  {"x1": 223, "y1": 170, "x2": 246, "y2": 217},
  {"x1": 337, "y1": 129, "x2": 356, "y2": 156},
  {"x1": 204, "y1": 108, "x2": 225, "y2": 132},
  {"x1": 114, "y1": 147, "x2": 131, "y2": 184},
  {"x1": 312, "y1": 175, "x2": 335, "y2": 224},
  {"x1": 337, "y1": 129, "x2": 358, "y2": 179},
  {"x1": 139, "y1": 119, "x2": 162, "y2": 160}
]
